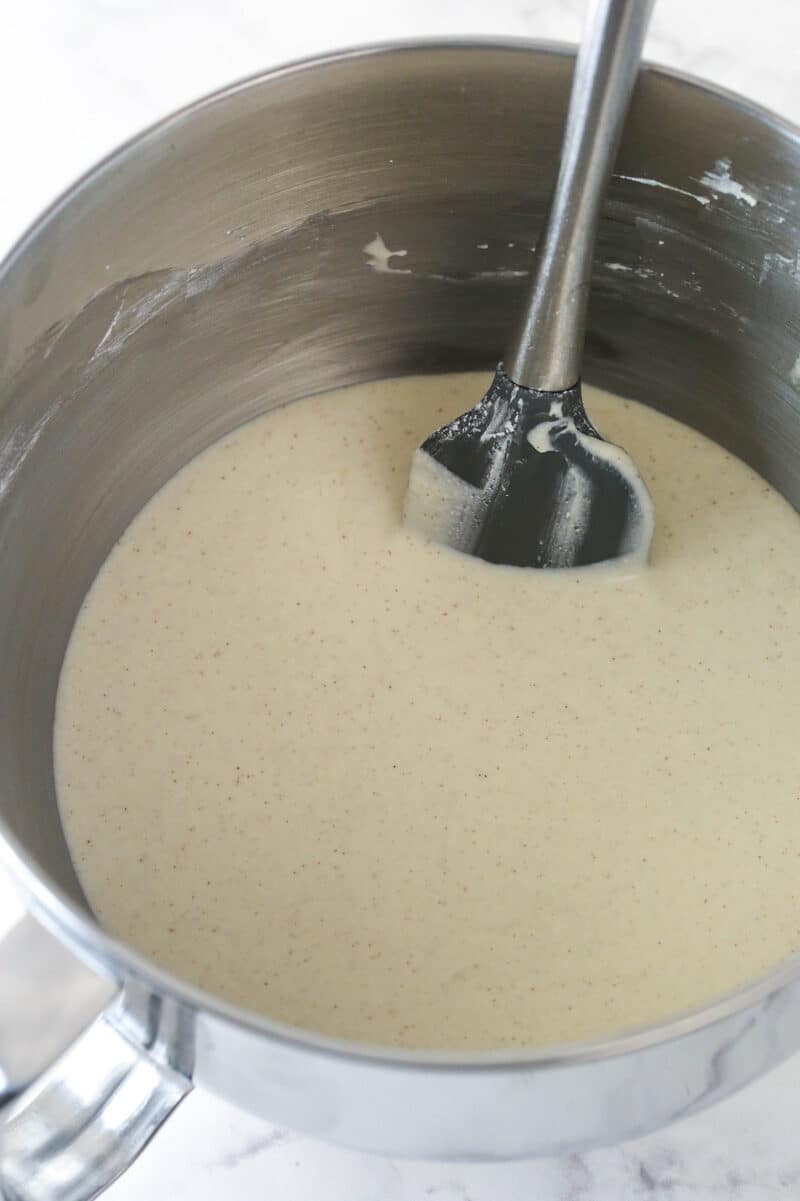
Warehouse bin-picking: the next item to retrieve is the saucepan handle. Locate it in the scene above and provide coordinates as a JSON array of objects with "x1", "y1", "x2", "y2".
[{"x1": 0, "y1": 914, "x2": 193, "y2": 1201}]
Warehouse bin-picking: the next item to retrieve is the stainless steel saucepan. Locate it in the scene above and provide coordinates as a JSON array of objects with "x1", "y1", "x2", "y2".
[{"x1": 0, "y1": 41, "x2": 798, "y2": 1201}]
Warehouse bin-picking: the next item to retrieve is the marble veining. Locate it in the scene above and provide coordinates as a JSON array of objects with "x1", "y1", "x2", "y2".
[{"x1": 2, "y1": 0, "x2": 800, "y2": 1198}]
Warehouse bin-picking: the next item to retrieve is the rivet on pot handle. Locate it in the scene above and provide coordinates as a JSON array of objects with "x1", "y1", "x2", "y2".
[{"x1": 0, "y1": 915, "x2": 193, "y2": 1201}]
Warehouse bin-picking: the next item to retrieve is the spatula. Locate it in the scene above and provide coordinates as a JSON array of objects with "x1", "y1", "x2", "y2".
[{"x1": 405, "y1": 0, "x2": 656, "y2": 569}]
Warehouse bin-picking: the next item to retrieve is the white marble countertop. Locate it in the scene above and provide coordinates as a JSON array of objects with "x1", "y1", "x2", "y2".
[{"x1": 2, "y1": 1, "x2": 800, "y2": 1197}]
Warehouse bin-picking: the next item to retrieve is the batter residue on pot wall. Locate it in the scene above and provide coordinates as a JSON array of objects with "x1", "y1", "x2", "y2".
[{"x1": 54, "y1": 373, "x2": 800, "y2": 1050}]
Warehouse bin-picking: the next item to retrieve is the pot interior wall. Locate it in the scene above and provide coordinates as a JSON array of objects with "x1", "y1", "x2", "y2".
[{"x1": 0, "y1": 44, "x2": 798, "y2": 909}]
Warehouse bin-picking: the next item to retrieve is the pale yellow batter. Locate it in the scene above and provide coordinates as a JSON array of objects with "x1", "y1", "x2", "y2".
[{"x1": 54, "y1": 373, "x2": 800, "y2": 1049}]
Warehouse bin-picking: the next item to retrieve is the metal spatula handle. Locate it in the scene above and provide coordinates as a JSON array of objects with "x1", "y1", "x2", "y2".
[{"x1": 505, "y1": 0, "x2": 655, "y2": 392}]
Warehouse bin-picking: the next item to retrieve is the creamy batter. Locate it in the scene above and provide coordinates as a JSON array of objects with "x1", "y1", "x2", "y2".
[{"x1": 55, "y1": 373, "x2": 800, "y2": 1050}]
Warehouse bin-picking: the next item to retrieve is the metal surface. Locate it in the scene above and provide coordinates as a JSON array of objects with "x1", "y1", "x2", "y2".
[
  {"x1": 1, "y1": 984, "x2": 192, "y2": 1201},
  {"x1": 0, "y1": 915, "x2": 116, "y2": 1101},
  {"x1": 0, "y1": 39, "x2": 799, "y2": 1193},
  {"x1": 0, "y1": 919, "x2": 191, "y2": 1201},
  {"x1": 506, "y1": 0, "x2": 655, "y2": 390}
]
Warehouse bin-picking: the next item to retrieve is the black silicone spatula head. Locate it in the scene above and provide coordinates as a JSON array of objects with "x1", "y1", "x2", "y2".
[
  {"x1": 405, "y1": 0, "x2": 656, "y2": 569},
  {"x1": 405, "y1": 365, "x2": 653, "y2": 568}
]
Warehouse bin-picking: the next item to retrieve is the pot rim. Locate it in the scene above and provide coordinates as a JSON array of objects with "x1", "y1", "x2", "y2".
[{"x1": 2, "y1": 36, "x2": 799, "y2": 1073}]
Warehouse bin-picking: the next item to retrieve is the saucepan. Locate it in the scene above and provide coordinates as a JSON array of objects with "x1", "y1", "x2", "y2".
[{"x1": 0, "y1": 40, "x2": 799, "y2": 1201}]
